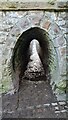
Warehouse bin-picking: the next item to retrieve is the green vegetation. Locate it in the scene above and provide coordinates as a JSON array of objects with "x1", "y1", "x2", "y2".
[
  {"x1": 48, "y1": 0, "x2": 55, "y2": 5},
  {"x1": 57, "y1": 80, "x2": 66, "y2": 92},
  {"x1": 0, "y1": 79, "x2": 10, "y2": 94}
]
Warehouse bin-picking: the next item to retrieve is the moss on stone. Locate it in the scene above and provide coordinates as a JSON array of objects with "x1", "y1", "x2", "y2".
[
  {"x1": 56, "y1": 80, "x2": 67, "y2": 93},
  {"x1": 0, "y1": 79, "x2": 9, "y2": 93}
]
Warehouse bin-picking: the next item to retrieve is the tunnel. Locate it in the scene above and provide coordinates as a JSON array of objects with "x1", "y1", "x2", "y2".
[{"x1": 12, "y1": 27, "x2": 54, "y2": 91}]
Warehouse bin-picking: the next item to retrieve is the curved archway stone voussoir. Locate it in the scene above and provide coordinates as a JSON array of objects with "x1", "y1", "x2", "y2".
[{"x1": 11, "y1": 26, "x2": 57, "y2": 91}]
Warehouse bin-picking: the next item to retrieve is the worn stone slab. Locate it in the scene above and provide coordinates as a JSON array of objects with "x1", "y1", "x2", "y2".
[{"x1": 0, "y1": 0, "x2": 68, "y2": 11}]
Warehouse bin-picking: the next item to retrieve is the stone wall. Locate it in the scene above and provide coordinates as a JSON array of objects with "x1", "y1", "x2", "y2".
[{"x1": 0, "y1": 10, "x2": 67, "y2": 100}]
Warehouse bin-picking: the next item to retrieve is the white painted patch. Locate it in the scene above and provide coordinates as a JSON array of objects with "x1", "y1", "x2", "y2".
[
  {"x1": 55, "y1": 111, "x2": 60, "y2": 113},
  {"x1": 43, "y1": 103, "x2": 50, "y2": 107},
  {"x1": 55, "y1": 106, "x2": 59, "y2": 110},
  {"x1": 51, "y1": 102, "x2": 58, "y2": 106},
  {"x1": 59, "y1": 101, "x2": 66, "y2": 105},
  {"x1": 61, "y1": 109, "x2": 67, "y2": 113}
]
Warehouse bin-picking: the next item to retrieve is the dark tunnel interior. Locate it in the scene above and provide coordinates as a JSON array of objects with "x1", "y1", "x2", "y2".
[{"x1": 12, "y1": 27, "x2": 52, "y2": 84}]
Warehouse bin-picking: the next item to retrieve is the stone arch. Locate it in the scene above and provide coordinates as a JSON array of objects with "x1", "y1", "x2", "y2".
[
  {"x1": 2, "y1": 12, "x2": 66, "y2": 99},
  {"x1": 11, "y1": 27, "x2": 57, "y2": 91}
]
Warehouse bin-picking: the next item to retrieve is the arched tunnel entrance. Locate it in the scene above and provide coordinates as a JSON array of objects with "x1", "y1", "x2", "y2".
[
  {"x1": 23, "y1": 39, "x2": 45, "y2": 80},
  {"x1": 12, "y1": 27, "x2": 55, "y2": 91}
]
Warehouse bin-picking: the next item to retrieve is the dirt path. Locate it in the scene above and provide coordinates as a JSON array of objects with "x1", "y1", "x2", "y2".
[{"x1": 2, "y1": 77, "x2": 67, "y2": 118}]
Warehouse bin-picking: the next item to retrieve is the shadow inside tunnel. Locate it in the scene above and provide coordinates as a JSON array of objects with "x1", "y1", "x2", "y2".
[{"x1": 11, "y1": 27, "x2": 53, "y2": 91}]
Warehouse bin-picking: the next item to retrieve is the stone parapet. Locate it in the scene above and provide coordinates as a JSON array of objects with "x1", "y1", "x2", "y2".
[{"x1": 0, "y1": 0, "x2": 68, "y2": 11}]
